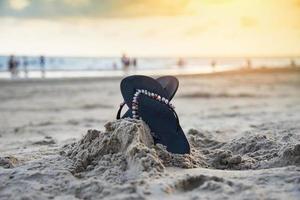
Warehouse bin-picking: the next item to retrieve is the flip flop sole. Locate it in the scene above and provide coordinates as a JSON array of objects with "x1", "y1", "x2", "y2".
[{"x1": 138, "y1": 94, "x2": 190, "y2": 154}]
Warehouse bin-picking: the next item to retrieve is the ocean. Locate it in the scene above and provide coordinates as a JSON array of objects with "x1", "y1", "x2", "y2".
[{"x1": 0, "y1": 55, "x2": 298, "y2": 79}]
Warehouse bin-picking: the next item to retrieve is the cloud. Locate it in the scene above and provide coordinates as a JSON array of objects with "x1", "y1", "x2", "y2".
[
  {"x1": 63, "y1": 0, "x2": 91, "y2": 7},
  {"x1": 0, "y1": 0, "x2": 190, "y2": 18},
  {"x1": 8, "y1": 0, "x2": 30, "y2": 10}
]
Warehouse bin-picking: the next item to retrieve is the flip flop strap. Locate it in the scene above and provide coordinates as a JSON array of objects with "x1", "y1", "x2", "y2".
[
  {"x1": 116, "y1": 102, "x2": 125, "y2": 119},
  {"x1": 131, "y1": 89, "x2": 175, "y2": 119},
  {"x1": 116, "y1": 101, "x2": 180, "y2": 131},
  {"x1": 117, "y1": 89, "x2": 179, "y2": 130}
]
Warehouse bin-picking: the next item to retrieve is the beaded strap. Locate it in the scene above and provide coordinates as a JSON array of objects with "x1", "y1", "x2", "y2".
[
  {"x1": 131, "y1": 89, "x2": 175, "y2": 119},
  {"x1": 116, "y1": 89, "x2": 180, "y2": 133},
  {"x1": 116, "y1": 89, "x2": 176, "y2": 120}
]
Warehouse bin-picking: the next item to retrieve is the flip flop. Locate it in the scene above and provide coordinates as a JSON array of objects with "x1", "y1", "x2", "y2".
[
  {"x1": 156, "y1": 75, "x2": 179, "y2": 100},
  {"x1": 118, "y1": 76, "x2": 179, "y2": 119},
  {"x1": 118, "y1": 75, "x2": 190, "y2": 154}
]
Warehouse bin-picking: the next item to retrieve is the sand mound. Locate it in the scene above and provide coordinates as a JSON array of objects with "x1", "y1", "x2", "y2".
[
  {"x1": 187, "y1": 124, "x2": 300, "y2": 170},
  {"x1": 63, "y1": 119, "x2": 205, "y2": 183},
  {"x1": 63, "y1": 119, "x2": 162, "y2": 182}
]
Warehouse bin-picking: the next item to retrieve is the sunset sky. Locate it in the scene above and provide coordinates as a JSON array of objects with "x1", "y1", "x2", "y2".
[{"x1": 0, "y1": 0, "x2": 299, "y2": 57}]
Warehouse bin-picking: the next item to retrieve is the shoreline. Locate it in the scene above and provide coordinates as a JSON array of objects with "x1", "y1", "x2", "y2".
[{"x1": 0, "y1": 66, "x2": 299, "y2": 84}]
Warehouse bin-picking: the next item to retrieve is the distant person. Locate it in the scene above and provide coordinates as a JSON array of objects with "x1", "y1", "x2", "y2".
[
  {"x1": 177, "y1": 58, "x2": 185, "y2": 68},
  {"x1": 112, "y1": 62, "x2": 117, "y2": 70},
  {"x1": 121, "y1": 54, "x2": 130, "y2": 72},
  {"x1": 23, "y1": 56, "x2": 29, "y2": 78},
  {"x1": 132, "y1": 58, "x2": 137, "y2": 69},
  {"x1": 40, "y1": 55, "x2": 45, "y2": 78},
  {"x1": 211, "y1": 60, "x2": 216, "y2": 72},
  {"x1": 290, "y1": 59, "x2": 296, "y2": 68},
  {"x1": 246, "y1": 59, "x2": 252, "y2": 69},
  {"x1": 8, "y1": 55, "x2": 14, "y2": 73},
  {"x1": 8, "y1": 55, "x2": 18, "y2": 78}
]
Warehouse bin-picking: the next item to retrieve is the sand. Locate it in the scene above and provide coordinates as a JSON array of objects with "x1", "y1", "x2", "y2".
[{"x1": 0, "y1": 68, "x2": 300, "y2": 199}]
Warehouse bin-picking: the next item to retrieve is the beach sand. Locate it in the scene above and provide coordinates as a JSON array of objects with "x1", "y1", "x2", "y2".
[{"x1": 0, "y1": 68, "x2": 300, "y2": 199}]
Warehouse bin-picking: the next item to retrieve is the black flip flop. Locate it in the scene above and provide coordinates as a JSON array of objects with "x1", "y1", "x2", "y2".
[
  {"x1": 119, "y1": 75, "x2": 190, "y2": 154},
  {"x1": 156, "y1": 76, "x2": 179, "y2": 100},
  {"x1": 118, "y1": 76, "x2": 179, "y2": 119}
]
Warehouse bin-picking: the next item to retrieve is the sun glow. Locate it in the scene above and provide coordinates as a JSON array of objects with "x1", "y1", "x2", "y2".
[{"x1": 0, "y1": 0, "x2": 299, "y2": 56}]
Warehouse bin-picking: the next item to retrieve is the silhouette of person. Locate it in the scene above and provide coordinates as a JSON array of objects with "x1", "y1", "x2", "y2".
[
  {"x1": 112, "y1": 62, "x2": 117, "y2": 70},
  {"x1": 8, "y1": 56, "x2": 14, "y2": 73},
  {"x1": 132, "y1": 58, "x2": 137, "y2": 69},
  {"x1": 121, "y1": 54, "x2": 130, "y2": 72},
  {"x1": 177, "y1": 58, "x2": 185, "y2": 68},
  {"x1": 40, "y1": 55, "x2": 45, "y2": 78},
  {"x1": 246, "y1": 59, "x2": 252, "y2": 69},
  {"x1": 8, "y1": 55, "x2": 18, "y2": 78},
  {"x1": 290, "y1": 59, "x2": 296, "y2": 68},
  {"x1": 23, "y1": 56, "x2": 29, "y2": 78},
  {"x1": 211, "y1": 60, "x2": 216, "y2": 72}
]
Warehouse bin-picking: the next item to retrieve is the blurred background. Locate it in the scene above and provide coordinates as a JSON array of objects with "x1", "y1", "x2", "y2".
[{"x1": 0, "y1": 0, "x2": 299, "y2": 78}]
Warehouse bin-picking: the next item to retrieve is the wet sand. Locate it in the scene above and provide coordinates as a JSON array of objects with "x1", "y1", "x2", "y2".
[{"x1": 0, "y1": 68, "x2": 300, "y2": 199}]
